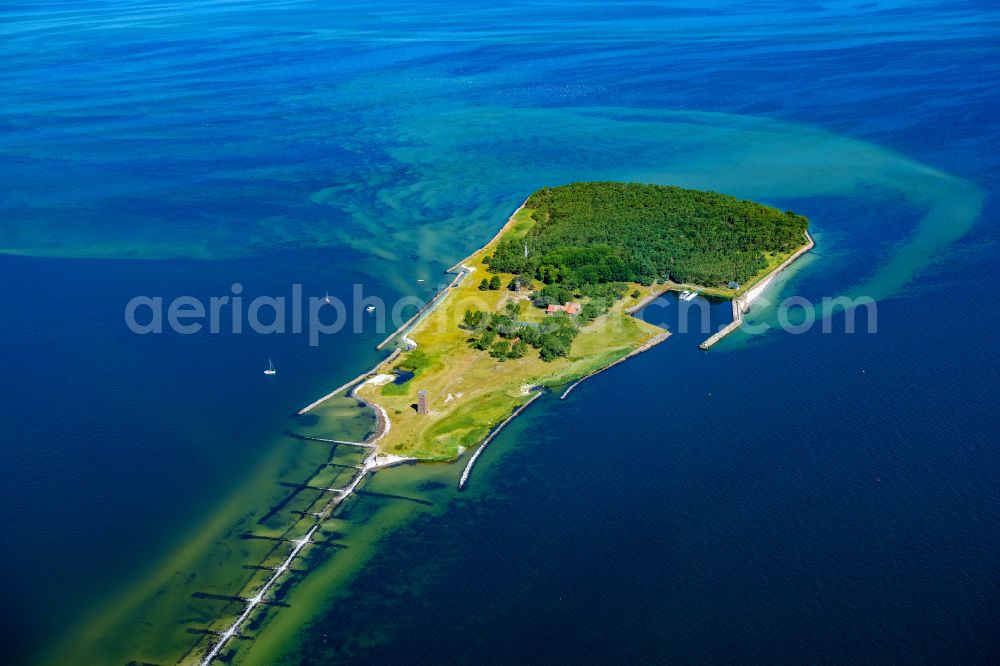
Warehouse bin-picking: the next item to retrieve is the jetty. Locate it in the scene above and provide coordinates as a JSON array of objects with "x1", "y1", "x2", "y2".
[{"x1": 698, "y1": 299, "x2": 744, "y2": 350}]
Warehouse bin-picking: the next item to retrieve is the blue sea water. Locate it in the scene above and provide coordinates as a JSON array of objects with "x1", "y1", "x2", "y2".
[{"x1": 1, "y1": 1, "x2": 999, "y2": 663}]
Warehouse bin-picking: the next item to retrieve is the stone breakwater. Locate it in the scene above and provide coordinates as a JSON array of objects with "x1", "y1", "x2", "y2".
[
  {"x1": 560, "y1": 331, "x2": 671, "y2": 400},
  {"x1": 698, "y1": 299, "x2": 744, "y2": 351},
  {"x1": 458, "y1": 391, "x2": 543, "y2": 490},
  {"x1": 199, "y1": 337, "x2": 423, "y2": 663},
  {"x1": 446, "y1": 201, "x2": 528, "y2": 273},
  {"x1": 375, "y1": 202, "x2": 529, "y2": 354},
  {"x1": 625, "y1": 287, "x2": 674, "y2": 315}
]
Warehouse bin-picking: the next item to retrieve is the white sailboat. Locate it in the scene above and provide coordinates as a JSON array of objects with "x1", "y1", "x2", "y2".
[
  {"x1": 264, "y1": 358, "x2": 277, "y2": 376},
  {"x1": 324, "y1": 290, "x2": 332, "y2": 304}
]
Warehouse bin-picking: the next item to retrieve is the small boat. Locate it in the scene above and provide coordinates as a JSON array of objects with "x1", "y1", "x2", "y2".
[
  {"x1": 366, "y1": 305, "x2": 376, "y2": 313},
  {"x1": 264, "y1": 358, "x2": 277, "y2": 376},
  {"x1": 324, "y1": 290, "x2": 332, "y2": 304},
  {"x1": 417, "y1": 278, "x2": 425, "y2": 283},
  {"x1": 681, "y1": 290, "x2": 700, "y2": 302}
]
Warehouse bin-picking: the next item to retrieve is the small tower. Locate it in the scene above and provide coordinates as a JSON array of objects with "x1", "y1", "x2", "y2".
[{"x1": 417, "y1": 390, "x2": 429, "y2": 414}]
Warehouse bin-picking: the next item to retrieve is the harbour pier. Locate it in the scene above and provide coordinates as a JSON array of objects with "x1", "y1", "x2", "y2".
[{"x1": 699, "y1": 299, "x2": 744, "y2": 350}]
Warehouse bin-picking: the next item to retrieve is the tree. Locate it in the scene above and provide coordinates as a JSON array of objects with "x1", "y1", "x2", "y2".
[
  {"x1": 485, "y1": 182, "x2": 808, "y2": 289},
  {"x1": 494, "y1": 315, "x2": 520, "y2": 337},
  {"x1": 462, "y1": 308, "x2": 483, "y2": 329},
  {"x1": 504, "y1": 300, "x2": 522, "y2": 317},
  {"x1": 490, "y1": 339, "x2": 511, "y2": 360},
  {"x1": 489, "y1": 275, "x2": 502, "y2": 290},
  {"x1": 509, "y1": 338, "x2": 528, "y2": 359},
  {"x1": 579, "y1": 300, "x2": 603, "y2": 323},
  {"x1": 478, "y1": 278, "x2": 489, "y2": 291},
  {"x1": 631, "y1": 289, "x2": 641, "y2": 298},
  {"x1": 518, "y1": 326, "x2": 540, "y2": 346},
  {"x1": 475, "y1": 329, "x2": 496, "y2": 350},
  {"x1": 538, "y1": 333, "x2": 571, "y2": 361},
  {"x1": 533, "y1": 284, "x2": 573, "y2": 307}
]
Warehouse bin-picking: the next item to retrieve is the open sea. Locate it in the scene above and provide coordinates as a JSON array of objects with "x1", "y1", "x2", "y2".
[{"x1": 1, "y1": 1, "x2": 998, "y2": 663}]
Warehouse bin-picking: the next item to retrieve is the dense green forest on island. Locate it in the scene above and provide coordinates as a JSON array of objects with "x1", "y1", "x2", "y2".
[{"x1": 486, "y1": 182, "x2": 809, "y2": 287}]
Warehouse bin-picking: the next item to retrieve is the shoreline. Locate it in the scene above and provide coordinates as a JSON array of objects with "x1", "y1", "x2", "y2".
[
  {"x1": 699, "y1": 229, "x2": 814, "y2": 350},
  {"x1": 738, "y1": 229, "x2": 815, "y2": 313},
  {"x1": 375, "y1": 265, "x2": 474, "y2": 351},
  {"x1": 446, "y1": 201, "x2": 528, "y2": 274}
]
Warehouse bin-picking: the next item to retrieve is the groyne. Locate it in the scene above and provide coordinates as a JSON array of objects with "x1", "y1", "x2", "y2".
[
  {"x1": 560, "y1": 331, "x2": 670, "y2": 400},
  {"x1": 292, "y1": 435, "x2": 374, "y2": 449},
  {"x1": 458, "y1": 392, "x2": 542, "y2": 490},
  {"x1": 201, "y1": 368, "x2": 410, "y2": 663}
]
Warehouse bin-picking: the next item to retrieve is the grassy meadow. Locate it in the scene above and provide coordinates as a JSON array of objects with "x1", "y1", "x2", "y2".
[{"x1": 357, "y1": 206, "x2": 665, "y2": 460}]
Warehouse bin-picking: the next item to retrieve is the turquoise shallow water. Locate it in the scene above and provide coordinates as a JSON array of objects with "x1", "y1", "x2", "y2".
[{"x1": 1, "y1": 1, "x2": 998, "y2": 663}]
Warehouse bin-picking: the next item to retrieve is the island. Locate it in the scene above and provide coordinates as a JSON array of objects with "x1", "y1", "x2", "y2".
[
  {"x1": 200, "y1": 182, "x2": 813, "y2": 664},
  {"x1": 338, "y1": 182, "x2": 811, "y2": 462}
]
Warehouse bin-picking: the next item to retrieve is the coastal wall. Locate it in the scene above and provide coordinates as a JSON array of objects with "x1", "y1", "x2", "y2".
[
  {"x1": 624, "y1": 287, "x2": 674, "y2": 315},
  {"x1": 375, "y1": 266, "x2": 471, "y2": 351},
  {"x1": 699, "y1": 230, "x2": 814, "y2": 350},
  {"x1": 446, "y1": 201, "x2": 528, "y2": 273},
  {"x1": 297, "y1": 348, "x2": 402, "y2": 415},
  {"x1": 200, "y1": 372, "x2": 413, "y2": 664}
]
